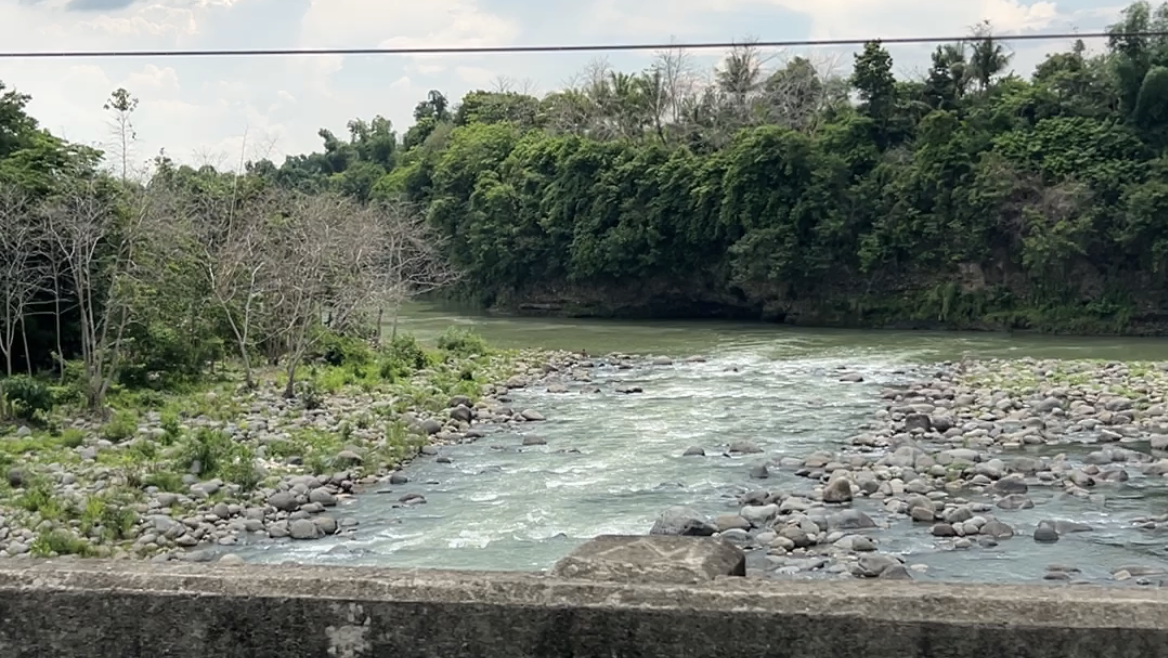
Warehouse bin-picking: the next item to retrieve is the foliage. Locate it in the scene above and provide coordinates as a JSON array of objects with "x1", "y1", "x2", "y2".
[
  {"x1": 436, "y1": 327, "x2": 490, "y2": 357},
  {"x1": 0, "y1": 375, "x2": 53, "y2": 422},
  {"x1": 173, "y1": 427, "x2": 262, "y2": 491}
]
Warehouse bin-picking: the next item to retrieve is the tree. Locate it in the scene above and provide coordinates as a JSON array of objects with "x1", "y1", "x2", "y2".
[
  {"x1": 370, "y1": 200, "x2": 459, "y2": 340},
  {"x1": 39, "y1": 178, "x2": 159, "y2": 410},
  {"x1": 967, "y1": 21, "x2": 1012, "y2": 91},
  {"x1": 103, "y1": 88, "x2": 139, "y2": 182},
  {"x1": 0, "y1": 183, "x2": 41, "y2": 375},
  {"x1": 264, "y1": 193, "x2": 388, "y2": 398},
  {"x1": 187, "y1": 187, "x2": 274, "y2": 388}
]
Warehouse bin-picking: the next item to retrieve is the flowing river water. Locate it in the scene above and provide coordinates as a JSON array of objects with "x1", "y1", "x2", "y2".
[{"x1": 227, "y1": 305, "x2": 1168, "y2": 583}]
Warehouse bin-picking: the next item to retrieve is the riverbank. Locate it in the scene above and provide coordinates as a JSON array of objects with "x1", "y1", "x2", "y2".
[
  {"x1": 484, "y1": 279, "x2": 1159, "y2": 336},
  {"x1": 0, "y1": 338, "x2": 587, "y2": 561},
  {"x1": 656, "y1": 356, "x2": 1168, "y2": 583}
]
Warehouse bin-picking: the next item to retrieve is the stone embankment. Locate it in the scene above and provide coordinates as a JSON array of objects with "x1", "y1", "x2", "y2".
[{"x1": 649, "y1": 357, "x2": 1168, "y2": 583}]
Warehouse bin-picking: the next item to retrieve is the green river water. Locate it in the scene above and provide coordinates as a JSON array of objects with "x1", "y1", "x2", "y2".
[{"x1": 232, "y1": 304, "x2": 1168, "y2": 583}]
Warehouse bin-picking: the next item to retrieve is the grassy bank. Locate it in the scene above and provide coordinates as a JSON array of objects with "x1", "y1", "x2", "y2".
[{"x1": 0, "y1": 329, "x2": 551, "y2": 559}]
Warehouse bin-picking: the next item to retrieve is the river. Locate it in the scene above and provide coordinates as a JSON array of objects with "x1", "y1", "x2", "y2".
[{"x1": 227, "y1": 305, "x2": 1168, "y2": 583}]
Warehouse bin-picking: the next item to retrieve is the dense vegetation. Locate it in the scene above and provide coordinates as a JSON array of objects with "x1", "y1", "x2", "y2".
[
  {"x1": 5, "y1": 1, "x2": 1168, "y2": 415},
  {"x1": 0, "y1": 82, "x2": 458, "y2": 418},
  {"x1": 248, "y1": 1, "x2": 1168, "y2": 333}
]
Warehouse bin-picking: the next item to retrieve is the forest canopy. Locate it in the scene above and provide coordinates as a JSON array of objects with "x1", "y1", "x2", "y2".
[{"x1": 239, "y1": 1, "x2": 1168, "y2": 332}]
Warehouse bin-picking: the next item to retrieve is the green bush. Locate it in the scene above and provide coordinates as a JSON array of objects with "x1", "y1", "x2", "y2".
[
  {"x1": 315, "y1": 330, "x2": 374, "y2": 367},
  {"x1": 173, "y1": 427, "x2": 262, "y2": 490},
  {"x1": 436, "y1": 327, "x2": 489, "y2": 357},
  {"x1": 0, "y1": 375, "x2": 54, "y2": 421},
  {"x1": 31, "y1": 529, "x2": 94, "y2": 557},
  {"x1": 100, "y1": 410, "x2": 139, "y2": 443}
]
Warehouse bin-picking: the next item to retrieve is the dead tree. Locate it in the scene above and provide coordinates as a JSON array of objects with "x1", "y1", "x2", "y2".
[
  {"x1": 263, "y1": 193, "x2": 381, "y2": 398},
  {"x1": 0, "y1": 184, "x2": 43, "y2": 376},
  {"x1": 370, "y1": 200, "x2": 460, "y2": 342}
]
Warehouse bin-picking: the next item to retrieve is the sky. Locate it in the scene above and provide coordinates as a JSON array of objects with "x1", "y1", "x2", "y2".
[{"x1": 0, "y1": 0, "x2": 1131, "y2": 169}]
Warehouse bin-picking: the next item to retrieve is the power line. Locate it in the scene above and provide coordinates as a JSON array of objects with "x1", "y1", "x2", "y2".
[{"x1": 0, "y1": 30, "x2": 1162, "y2": 59}]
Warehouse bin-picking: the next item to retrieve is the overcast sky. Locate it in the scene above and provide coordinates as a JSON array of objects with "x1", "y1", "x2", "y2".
[{"x1": 0, "y1": 0, "x2": 1128, "y2": 168}]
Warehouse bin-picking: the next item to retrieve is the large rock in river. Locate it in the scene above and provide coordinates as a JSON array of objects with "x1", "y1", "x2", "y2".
[{"x1": 649, "y1": 506, "x2": 717, "y2": 536}]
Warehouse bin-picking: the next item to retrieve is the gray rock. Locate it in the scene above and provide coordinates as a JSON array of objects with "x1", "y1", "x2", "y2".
[
  {"x1": 312, "y1": 516, "x2": 338, "y2": 535},
  {"x1": 727, "y1": 441, "x2": 762, "y2": 454},
  {"x1": 834, "y1": 535, "x2": 877, "y2": 552},
  {"x1": 1033, "y1": 521, "x2": 1059, "y2": 543},
  {"x1": 714, "y1": 514, "x2": 752, "y2": 532},
  {"x1": 981, "y1": 519, "x2": 1015, "y2": 539},
  {"x1": 996, "y1": 494, "x2": 1034, "y2": 510},
  {"x1": 990, "y1": 476, "x2": 1028, "y2": 495},
  {"x1": 829, "y1": 509, "x2": 877, "y2": 530},
  {"x1": 855, "y1": 554, "x2": 901, "y2": 577},
  {"x1": 267, "y1": 492, "x2": 299, "y2": 513},
  {"x1": 307, "y1": 487, "x2": 337, "y2": 506},
  {"x1": 822, "y1": 477, "x2": 853, "y2": 503},
  {"x1": 931, "y1": 523, "x2": 957, "y2": 537},
  {"x1": 289, "y1": 519, "x2": 321, "y2": 540},
  {"x1": 878, "y1": 564, "x2": 913, "y2": 580},
  {"x1": 649, "y1": 507, "x2": 716, "y2": 537},
  {"x1": 682, "y1": 446, "x2": 705, "y2": 457},
  {"x1": 739, "y1": 505, "x2": 778, "y2": 526}
]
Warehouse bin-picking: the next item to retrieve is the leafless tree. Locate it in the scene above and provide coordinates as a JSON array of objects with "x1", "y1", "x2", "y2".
[
  {"x1": 181, "y1": 185, "x2": 273, "y2": 388},
  {"x1": 653, "y1": 44, "x2": 699, "y2": 125},
  {"x1": 39, "y1": 178, "x2": 160, "y2": 410},
  {"x1": 369, "y1": 200, "x2": 460, "y2": 341},
  {"x1": 262, "y1": 193, "x2": 375, "y2": 397},
  {"x1": 0, "y1": 184, "x2": 43, "y2": 376}
]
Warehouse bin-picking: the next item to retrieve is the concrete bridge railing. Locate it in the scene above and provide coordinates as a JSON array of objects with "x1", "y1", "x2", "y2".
[{"x1": 1, "y1": 535, "x2": 1167, "y2": 657}]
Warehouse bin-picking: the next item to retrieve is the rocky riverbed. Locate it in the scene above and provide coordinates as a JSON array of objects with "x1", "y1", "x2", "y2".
[
  {"x1": 0, "y1": 348, "x2": 591, "y2": 562},
  {"x1": 648, "y1": 357, "x2": 1168, "y2": 584}
]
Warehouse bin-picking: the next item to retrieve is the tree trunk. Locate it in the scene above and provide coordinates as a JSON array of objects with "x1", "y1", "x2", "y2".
[
  {"x1": 53, "y1": 278, "x2": 64, "y2": 383},
  {"x1": 283, "y1": 360, "x2": 297, "y2": 398},
  {"x1": 19, "y1": 315, "x2": 31, "y2": 376},
  {"x1": 373, "y1": 307, "x2": 384, "y2": 347}
]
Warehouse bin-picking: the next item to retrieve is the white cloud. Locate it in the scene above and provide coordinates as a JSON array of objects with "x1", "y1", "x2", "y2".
[
  {"x1": 760, "y1": 0, "x2": 1061, "y2": 37},
  {"x1": 300, "y1": 0, "x2": 519, "y2": 49}
]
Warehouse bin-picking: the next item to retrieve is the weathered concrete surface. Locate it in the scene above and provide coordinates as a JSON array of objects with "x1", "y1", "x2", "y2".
[
  {"x1": 3, "y1": 559, "x2": 1168, "y2": 657},
  {"x1": 550, "y1": 534, "x2": 746, "y2": 584}
]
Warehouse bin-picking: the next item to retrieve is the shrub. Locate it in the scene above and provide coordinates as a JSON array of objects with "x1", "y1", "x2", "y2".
[
  {"x1": 141, "y1": 468, "x2": 186, "y2": 493},
  {"x1": 173, "y1": 427, "x2": 262, "y2": 490},
  {"x1": 58, "y1": 428, "x2": 86, "y2": 449},
  {"x1": 315, "y1": 330, "x2": 374, "y2": 367},
  {"x1": 17, "y1": 483, "x2": 64, "y2": 519},
  {"x1": 0, "y1": 375, "x2": 54, "y2": 422},
  {"x1": 31, "y1": 530, "x2": 94, "y2": 557},
  {"x1": 101, "y1": 410, "x2": 139, "y2": 443},
  {"x1": 436, "y1": 327, "x2": 489, "y2": 357}
]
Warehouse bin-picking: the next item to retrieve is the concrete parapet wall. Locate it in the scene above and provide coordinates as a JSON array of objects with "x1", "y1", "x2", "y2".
[{"x1": 2, "y1": 540, "x2": 1168, "y2": 657}]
